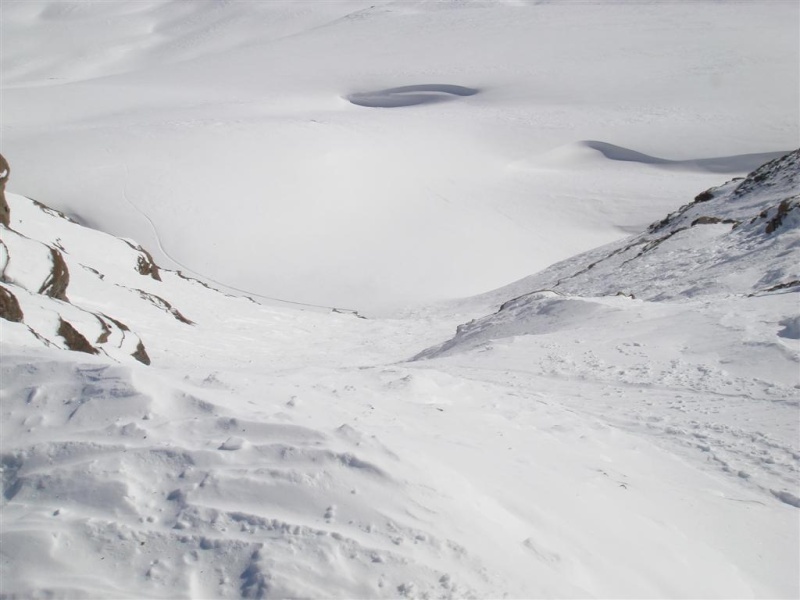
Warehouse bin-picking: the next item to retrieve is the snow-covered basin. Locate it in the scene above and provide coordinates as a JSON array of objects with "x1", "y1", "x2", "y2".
[{"x1": 3, "y1": 0, "x2": 798, "y2": 308}]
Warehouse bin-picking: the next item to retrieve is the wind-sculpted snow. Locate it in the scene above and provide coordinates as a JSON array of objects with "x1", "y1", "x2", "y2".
[
  {"x1": 346, "y1": 84, "x2": 479, "y2": 108},
  {"x1": 0, "y1": 356, "x2": 492, "y2": 599},
  {"x1": 4, "y1": 344, "x2": 798, "y2": 598},
  {"x1": 527, "y1": 140, "x2": 791, "y2": 174}
]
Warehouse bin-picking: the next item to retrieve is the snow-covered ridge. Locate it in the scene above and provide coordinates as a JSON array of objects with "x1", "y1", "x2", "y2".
[
  {"x1": 0, "y1": 186, "x2": 187, "y2": 365},
  {"x1": 417, "y1": 149, "x2": 800, "y2": 364},
  {"x1": 471, "y1": 148, "x2": 800, "y2": 309}
]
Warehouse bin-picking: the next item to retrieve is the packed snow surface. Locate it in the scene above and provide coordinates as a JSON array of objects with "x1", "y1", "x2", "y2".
[{"x1": 2, "y1": 1, "x2": 800, "y2": 599}]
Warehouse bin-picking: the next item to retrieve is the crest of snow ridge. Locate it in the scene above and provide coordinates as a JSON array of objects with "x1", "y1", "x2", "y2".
[
  {"x1": 516, "y1": 148, "x2": 798, "y2": 302},
  {"x1": 415, "y1": 149, "x2": 799, "y2": 360}
]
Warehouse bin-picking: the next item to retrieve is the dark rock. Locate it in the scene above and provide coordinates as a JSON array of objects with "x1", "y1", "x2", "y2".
[
  {"x1": 0, "y1": 154, "x2": 9, "y2": 227},
  {"x1": 102, "y1": 313, "x2": 130, "y2": 332},
  {"x1": 765, "y1": 199, "x2": 797, "y2": 234},
  {"x1": 690, "y1": 216, "x2": 740, "y2": 227},
  {"x1": 135, "y1": 289, "x2": 194, "y2": 325},
  {"x1": 31, "y1": 198, "x2": 77, "y2": 223},
  {"x1": 131, "y1": 340, "x2": 151, "y2": 365},
  {"x1": 751, "y1": 279, "x2": 800, "y2": 295},
  {"x1": 39, "y1": 247, "x2": 70, "y2": 301},
  {"x1": 122, "y1": 241, "x2": 162, "y2": 281},
  {"x1": 95, "y1": 316, "x2": 111, "y2": 344},
  {"x1": 0, "y1": 284, "x2": 23, "y2": 322},
  {"x1": 136, "y1": 252, "x2": 162, "y2": 280},
  {"x1": 57, "y1": 318, "x2": 98, "y2": 354},
  {"x1": 693, "y1": 189, "x2": 714, "y2": 203}
]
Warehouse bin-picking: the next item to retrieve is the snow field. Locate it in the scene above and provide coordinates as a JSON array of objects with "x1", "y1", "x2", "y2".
[
  {"x1": 3, "y1": 342, "x2": 797, "y2": 598},
  {"x1": 1, "y1": 1, "x2": 799, "y2": 598},
  {"x1": 3, "y1": 0, "x2": 798, "y2": 308}
]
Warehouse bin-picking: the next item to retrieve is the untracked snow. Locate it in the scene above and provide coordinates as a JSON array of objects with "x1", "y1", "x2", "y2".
[{"x1": 2, "y1": 0, "x2": 798, "y2": 308}]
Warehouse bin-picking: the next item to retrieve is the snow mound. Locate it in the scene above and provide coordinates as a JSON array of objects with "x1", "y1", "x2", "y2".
[{"x1": 346, "y1": 84, "x2": 480, "y2": 108}]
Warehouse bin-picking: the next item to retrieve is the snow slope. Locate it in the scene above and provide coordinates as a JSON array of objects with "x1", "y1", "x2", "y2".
[
  {"x1": 416, "y1": 149, "x2": 800, "y2": 490},
  {"x1": 3, "y1": 0, "x2": 798, "y2": 308},
  {"x1": 2, "y1": 151, "x2": 799, "y2": 598},
  {"x1": 2, "y1": 1, "x2": 799, "y2": 597}
]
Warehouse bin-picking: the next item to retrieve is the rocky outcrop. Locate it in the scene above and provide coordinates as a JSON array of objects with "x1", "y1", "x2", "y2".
[
  {"x1": 39, "y1": 247, "x2": 70, "y2": 301},
  {"x1": 1, "y1": 182, "x2": 237, "y2": 368},
  {"x1": 135, "y1": 288, "x2": 194, "y2": 325},
  {"x1": 123, "y1": 240, "x2": 162, "y2": 281},
  {"x1": 0, "y1": 284, "x2": 23, "y2": 322},
  {"x1": 762, "y1": 199, "x2": 798, "y2": 235},
  {"x1": 1, "y1": 189, "x2": 159, "y2": 365},
  {"x1": 57, "y1": 318, "x2": 98, "y2": 355},
  {"x1": 131, "y1": 340, "x2": 151, "y2": 365},
  {"x1": 0, "y1": 154, "x2": 9, "y2": 227}
]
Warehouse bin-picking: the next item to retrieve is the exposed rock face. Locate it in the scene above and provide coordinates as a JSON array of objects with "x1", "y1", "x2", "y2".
[
  {"x1": 137, "y1": 251, "x2": 162, "y2": 280},
  {"x1": 123, "y1": 240, "x2": 162, "y2": 281},
  {"x1": 0, "y1": 154, "x2": 9, "y2": 227},
  {"x1": 135, "y1": 288, "x2": 194, "y2": 325},
  {"x1": 39, "y1": 247, "x2": 70, "y2": 301},
  {"x1": 57, "y1": 318, "x2": 98, "y2": 354},
  {"x1": 0, "y1": 284, "x2": 23, "y2": 322},
  {"x1": 2, "y1": 192, "x2": 160, "y2": 365},
  {"x1": 763, "y1": 199, "x2": 798, "y2": 235},
  {"x1": 131, "y1": 340, "x2": 151, "y2": 365}
]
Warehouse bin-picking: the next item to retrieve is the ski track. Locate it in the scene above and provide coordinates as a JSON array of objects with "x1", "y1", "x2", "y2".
[{"x1": 118, "y1": 163, "x2": 358, "y2": 314}]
